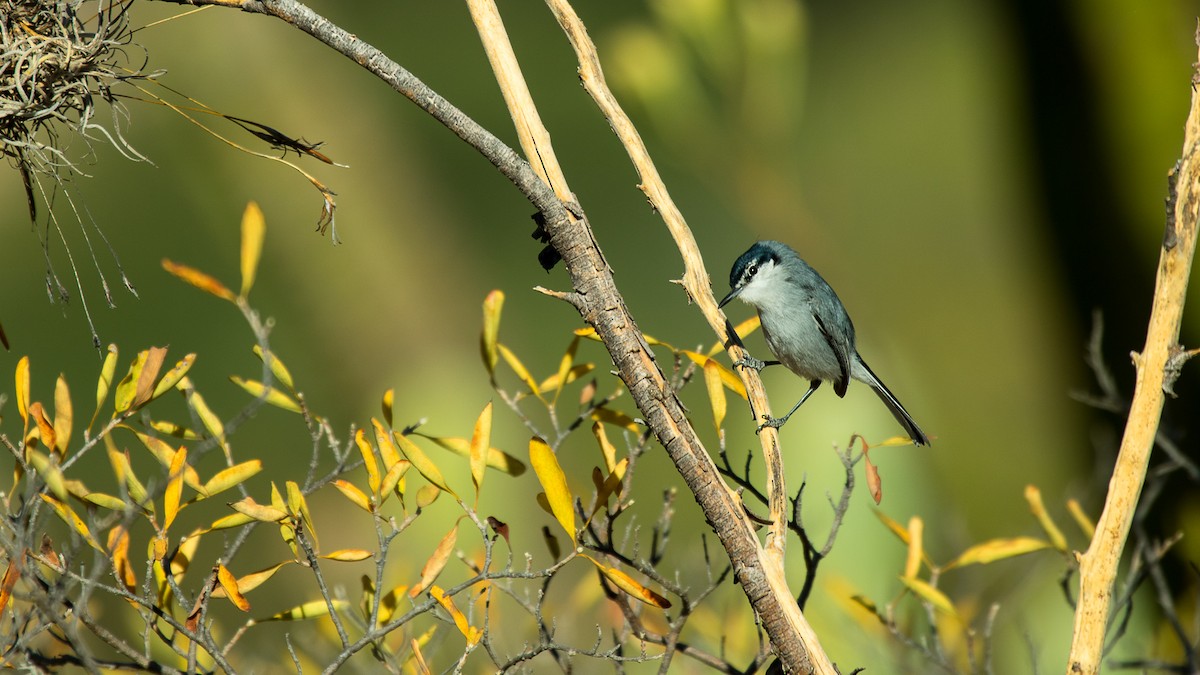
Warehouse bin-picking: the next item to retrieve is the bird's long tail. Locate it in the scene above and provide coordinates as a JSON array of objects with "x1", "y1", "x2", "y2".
[{"x1": 856, "y1": 359, "x2": 930, "y2": 446}]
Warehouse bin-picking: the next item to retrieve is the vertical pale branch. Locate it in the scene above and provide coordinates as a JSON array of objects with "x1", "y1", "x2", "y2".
[
  {"x1": 465, "y1": 0, "x2": 574, "y2": 203},
  {"x1": 541, "y1": 3, "x2": 836, "y2": 672},
  {"x1": 1066, "y1": 30, "x2": 1200, "y2": 675},
  {"x1": 467, "y1": 1, "x2": 830, "y2": 672}
]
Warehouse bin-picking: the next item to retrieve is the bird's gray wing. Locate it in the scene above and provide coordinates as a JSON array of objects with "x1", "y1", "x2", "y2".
[{"x1": 813, "y1": 313, "x2": 851, "y2": 397}]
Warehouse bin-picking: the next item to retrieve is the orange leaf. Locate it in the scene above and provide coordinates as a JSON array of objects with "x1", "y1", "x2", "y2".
[
  {"x1": 430, "y1": 585, "x2": 481, "y2": 646},
  {"x1": 409, "y1": 524, "x2": 457, "y2": 598},
  {"x1": 586, "y1": 556, "x2": 671, "y2": 608},
  {"x1": 28, "y1": 402, "x2": 56, "y2": 454},
  {"x1": 218, "y1": 564, "x2": 251, "y2": 611},
  {"x1": 332, "y1": 479, "x2": 372, "y2": 513},
  {"x1": 162, "y1": 259, "x2": 235, "y2": 301}
]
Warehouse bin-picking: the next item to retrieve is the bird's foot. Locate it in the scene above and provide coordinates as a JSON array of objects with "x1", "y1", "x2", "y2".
[
  {"x1": 734, "y1": 355, "x2": 770, "y2": 372},
  {"x1": 754, "y1": 415, "x2": 788, "y2": 433}
]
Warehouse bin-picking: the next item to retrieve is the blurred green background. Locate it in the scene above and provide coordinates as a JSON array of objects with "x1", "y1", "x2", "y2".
[{"x1": 3, "y1": 0, "x2": 1200, "y2": 671}]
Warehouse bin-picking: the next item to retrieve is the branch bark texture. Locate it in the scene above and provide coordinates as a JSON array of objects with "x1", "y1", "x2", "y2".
[{"x1": 1066, "y1": 30, "x2": 1200, "y2": 675}]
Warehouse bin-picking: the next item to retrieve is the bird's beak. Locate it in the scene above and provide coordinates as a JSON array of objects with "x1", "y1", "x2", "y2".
[{"x1": 718, "y1": 287, "x2": 740, "y2": 309}]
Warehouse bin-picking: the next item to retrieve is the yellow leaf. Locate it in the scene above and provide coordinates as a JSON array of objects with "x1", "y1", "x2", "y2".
[
  {"x1": 254, "y1": 599, "x2": 349, "y2": 623},
  {"x1": 212, "y1": 561, "x2": 291, "y2": 597},
  {"x1": 944, "y1": 537, "x2": 1051, "y2": 569},
  {"x1": 498, "y1": 344, "x2": 543, "y2": 402},
  {"x1": 228, "y1": 497, "x2": 288, "y2": 522},
  {"x1": 163, "y1": 446, "x2": 187, "y2": 531},
  {"x1": 430, "y1": 585, "x2": 481, "y2": 646},
  {"x1": 394, "y1": 432, "x2": 456, "y2": 498},
  {"x1": 332, "y1": 479, "x2": 372, "y2": 513},
  {"x1": 589, "y1": 458, "x2": 628, "y2": 522},
  {"x1": 132, "y1": 346, "x2": 168, "y2": 411},
  {"x1": 585, "y1": 556, "x2": 671, "y2": 608},
  {"x1": 355, "y1": 429, "x2": 380, "y2": 497},
  {"x1": 252, "y1": 345, "x2": 296, "y2": 391},
  {"x1": 899, "y1": 576, "x2": 957, "y2": 618},
  {"x1": 702, "y1": 359, "x2": 727, "y2": 431},
  {"x1": 202, "y1": 460, "x2": 263, "y2": 498},
  {"x1": 529, "y1": 437, "x2": 576, "y2": 543},
  {"x1": 1067, "y1": 499, "x2": 1096, "y2": 540},
  {"x1": 180, "y1": 380, "x2": 227, "y2": 457},
  {"x1": 108, "y1": 525, "x2": 137, "y2": 592},
  {"x1": 218, "y1": 563, "x2": 251, "y2": 611},
  {"x1": 708, "y1": 315, "x2": 761, "y2": 356},
  {"x1": 128, "y1": 429, "x2": 203, "y2": 491},
  {"x1": 380, "y1": 460, "x2": 409, "y2": 503},
  {"x1": 904, "y1": 516, "x2": 923, "y2": 580},
  {"x1": 105, "y1": 437, "x2": 149, "y2": 509},
  {"x1": 550, "y1": 336, "x2": 579, "y2": 401},
  {"x1": 480, "y1": 290, "x2": 504, "y2": 378},
  {"x1": 412, "y1": 433, "x2": 525, "y2": 476},
  {"x1": 409, "y1": 524, "x2": 457, "y2": 598},
  {"x1": 162, "y1": 258, "x2": 235, "y2": 302},
  {"x1": 41, "y1": 495, "x2": 102, "y2": 552},
  {"x1": 372, "y1": 418, "x2": 401, "y2": 469},
  {"x1": 682, "y1": 351, "x2": 747, "y2": 400},
  {"x1": 239, "y1": 201, "x2": 266, "y2": 297},
  {"x1": 376, "y1": 584, "x2": 409, "y2": 625},
  {"x1": 15, "y1": 356, "x2": 29, "y2": 425},
  {"x1": 90, "y1": 344, "x2": 118, "y2": 431},
  {"x1": 53, "y1": 375, "x2": 72, "y2": 456},
  {"x1": 229, "y1": 376, "x2": 302, "y2": 413},
  {"x1": 206, "y1": 512, "x2": 255, "y2": 532},
  {"x1": 149, "y1": 420, "x2": 199, "y2": 440},
  {"x1": 83, "y1": 492, "x2": 127, "y2": 510},
  {"x1": 416, "y1": 484, "x2": 440, "y2": 508},
  {"x1": 28, "y1": 450, "x2": 66, "y2": 501},
  {"x1": 321, "y1": 549, "x2": 373, "y2": 562},
  {"x1": 28, "y1": 402, "x2": 56, "y2": 455},
  {"x1": 1025, "y1": 484, "x2": 1068, "y2": 551},
  {"x1": 590, "y1": 407, "x2": 640, "y2": 432},
  {"x1": 151, "y1": 353, "x2": 196, "y2": 401},
  {"x1": 286, "y1": 481, "x2": 316, "y2": 551},
  {"x1": 381, "y1": 388, "x2": 394, "y2": 427},
  {"x1": 529, "y1": 364, "x2": 595, "y2": 398},
  {"x1": 469, "y1": 402, "x2": 492, "y2": 497},
  {"x1": 591, "y1": 422, "x2": 617, "y2": 474},
  {"x1": 573, "y1": 326, "x2": 601, "y2": 341}
]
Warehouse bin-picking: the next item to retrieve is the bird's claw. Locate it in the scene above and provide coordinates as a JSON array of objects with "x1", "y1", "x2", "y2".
[
  {"x1": 754, "y1": 415, "x2": 787, "y2": 433},
  {"x1": 734, "y1": 355, "x2": 770, "y2": 372}
]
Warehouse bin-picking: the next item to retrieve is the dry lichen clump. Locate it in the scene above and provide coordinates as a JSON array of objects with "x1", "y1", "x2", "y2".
[{"x1": 1, "y1": 0, "x2": 150, "y2": 202}]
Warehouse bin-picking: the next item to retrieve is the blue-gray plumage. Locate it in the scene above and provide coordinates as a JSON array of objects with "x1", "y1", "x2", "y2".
[{"x1": 718, "y1": 240, "x2": 930, "y2": 446}]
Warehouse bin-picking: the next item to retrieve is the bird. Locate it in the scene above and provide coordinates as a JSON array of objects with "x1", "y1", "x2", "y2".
[{"x1": 718, "y1": 240, "x2": 930, "y2": 446}]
